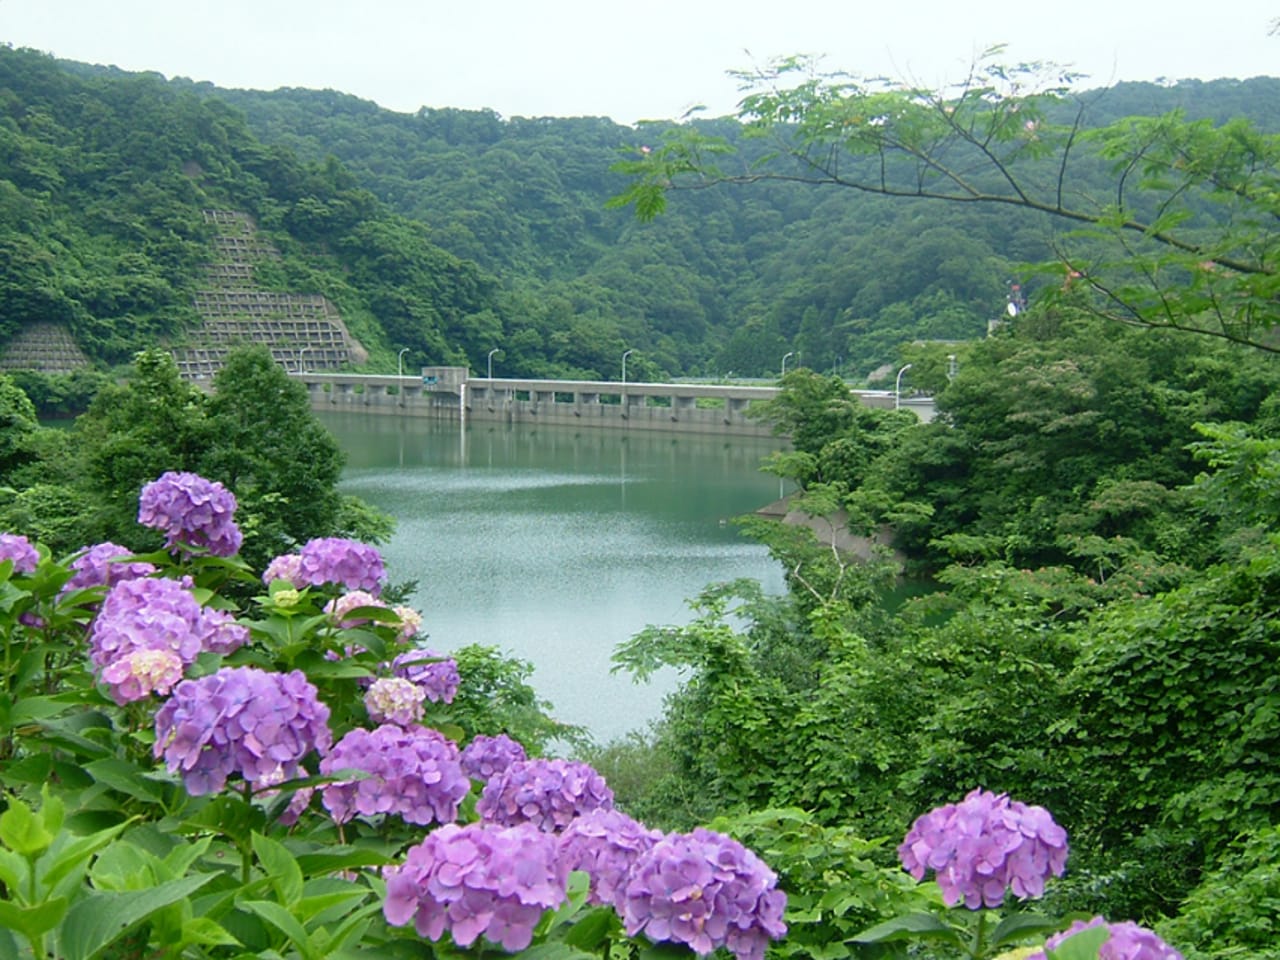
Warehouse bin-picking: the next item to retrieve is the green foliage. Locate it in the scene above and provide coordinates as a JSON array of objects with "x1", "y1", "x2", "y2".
[
  {"x1": 1159, "y1": 825, "x2": 1280, "y2": 959},
  {"x1": 709, "y1": 808, "x2": 933, "y2": 960}
]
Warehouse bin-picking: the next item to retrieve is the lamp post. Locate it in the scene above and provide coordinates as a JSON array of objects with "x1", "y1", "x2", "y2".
[
  {"x1": 622, "y1": 349, "x2": 634, "y2": 385},
  {"x1": 781, "y1": 351, "x2": 794, "y2": 377},
  {"x1": 487, "y1": 348, "x2": 501, "y2": 380},
  {"x1": 397, "y1": 347, "x2": 409, "y2": 378},
  {"x1": 298, "y1": 346, "x2": 310, "y2": 373},
  {"x1": 895, "y1": 363, "x2": 913, "y2": 410}
]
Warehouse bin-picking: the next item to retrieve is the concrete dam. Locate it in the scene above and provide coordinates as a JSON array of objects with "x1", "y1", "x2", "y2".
[{"x1": 294, "y1": 367, "x2": 936, "y2": 437}]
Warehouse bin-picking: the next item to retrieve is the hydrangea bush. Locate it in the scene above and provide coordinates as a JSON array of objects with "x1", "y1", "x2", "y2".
[{"x1": 0, "y1": 469, "x2": 1184, "y2": 960}]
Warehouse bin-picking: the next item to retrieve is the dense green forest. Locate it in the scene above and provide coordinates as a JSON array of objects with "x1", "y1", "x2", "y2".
[{"x1": 2, "y1": 42, "x2": 1278, "y2": 384}]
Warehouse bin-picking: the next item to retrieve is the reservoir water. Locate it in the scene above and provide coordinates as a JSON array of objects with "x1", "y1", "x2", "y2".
[{"x1": 320, "y1": 412, "x2": 788, "y2": 744}]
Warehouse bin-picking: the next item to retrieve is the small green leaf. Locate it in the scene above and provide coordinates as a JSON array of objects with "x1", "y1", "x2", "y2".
[
  {"x1": 1047, "y1": 925, "x2": 1110, "y2": 960},
  {"x1": 251, "y1": 833, "x2": 304, "y2": 907},
  {"x1": 241, "y1": 899, "x2": 318, "y2": 960},
  {"x1": 0, "y1": 795, "x2": 53, "y2": 856},
  {"x1": 850, "y1": 912, "x2": 963, "y2": 945},
  {"x1": 991, "y1": 913, "x2": 1067, "y2": 948},
  {"x1": 0, "y1": 897, "x2": 69, "y2": 941}
]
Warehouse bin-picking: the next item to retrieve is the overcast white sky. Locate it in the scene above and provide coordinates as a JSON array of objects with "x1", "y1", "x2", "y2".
[{"x1": 2, "y1": 1, "x2": 1276, "y2": 124}]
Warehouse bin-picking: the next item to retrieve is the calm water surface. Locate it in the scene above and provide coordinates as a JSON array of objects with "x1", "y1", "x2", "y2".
[{"x1": 321, "y1": 413, "x2": 788, "y2": 743}]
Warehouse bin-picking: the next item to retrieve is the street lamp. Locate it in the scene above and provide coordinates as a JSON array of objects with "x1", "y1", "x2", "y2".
[
  {"x1": 298, "y1": 346, "x2": 310, "y2": 372},
  {"x1": 781, "y1": 351, "x2": 794, "y2": 377},
  {"x1": 487, "y1": 348, "x2": 501, "y2": 380},
  {"x1": 895, "y1": 363, "x2": 913, "y2": 410},
  {"x1": 622, "y1": 349, "x2": 634, "y2": 385},
  {"x1": 397, "y1": 347, "x2": 410, "y2": 378}
]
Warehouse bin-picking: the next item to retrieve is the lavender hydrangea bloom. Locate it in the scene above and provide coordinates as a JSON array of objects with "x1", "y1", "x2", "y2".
[
  {"x1": 558, "y1": 808, "x2": 665, "y2": 908},
  {"x1": 295, "y1": 537, "x2": 386, "y2": 594},
  {"x1": 88, "y1": 576, "x2": 208, "y2": 671},
  {"x1": 198, "y1": 607, "x2": 250, "y2": 656},
  {"x1": 0, "y1": 533, "x2": 39, "y2": 574},
  {"x1": 460, "y1": 733, "x2": 527, "y2": 781},
  {"x1": 138, "y1": 471, "x2": 243, "y2": 557},
  {"x1": 63, "y1": 542, "x2": 156, "y2": 592},
  {"x1": 153, "y1": 666, "x2": 332, "y2": 795},
  {"x1": 898, "y1": 787, "x2": 1069, "y2": 909},
  {"x1": 364, "y1": 677, "x2": 427, "y2": 726},
  {"x1": 1032, "y1": 916, "x2": 1183, "y2": 960},
  {"x1": 320, "y1": 723, "x2": 467, "y2": 826},
  {"x1": 262, "y1": 552, "x2": 304, "y2": 587},
  {"x1": 477, "y1": 758, "x2": 614, "y2": 832},
  {"x1": 392, "y1": 650, "x2": 460, "y2": 704},
  {"x1": 621, "y1": 827, "x2": 787, "y2": 960},
  {"x1": 383, "y1": 821, "x2": 568, "y2": 951}
]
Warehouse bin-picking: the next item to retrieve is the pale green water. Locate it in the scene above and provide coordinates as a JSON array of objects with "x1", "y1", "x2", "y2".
[{"x1": 321, "y1": 413, "x2": 788, "y2": 744}]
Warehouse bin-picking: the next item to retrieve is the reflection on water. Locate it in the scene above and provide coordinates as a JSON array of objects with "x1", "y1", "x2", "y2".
[{"x1": 322, "y1": 413, "x2": 788, "y2": 744}]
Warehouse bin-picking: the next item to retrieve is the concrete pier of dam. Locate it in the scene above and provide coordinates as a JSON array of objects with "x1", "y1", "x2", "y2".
[{"x1": 293, "y1": 367, "x2": 935, "y2": 436}]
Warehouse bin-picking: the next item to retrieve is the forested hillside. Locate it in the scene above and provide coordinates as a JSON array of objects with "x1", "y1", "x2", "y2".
[{"x1": 2, "y1": 43, "x2": 1277, "y2": 383}]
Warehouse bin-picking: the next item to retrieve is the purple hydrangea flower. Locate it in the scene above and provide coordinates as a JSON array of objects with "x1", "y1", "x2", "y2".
[
  {"x1": 383, "y1": 821, "x2": 568, "y2": 951},
  {"x1": 477, "y1": 758, "x2": 614, "y2": 832},
  {"x1": 138, "y1": 471, "x2": 243, "y2": 557},
  {"x1": 898, "y1": 787, "x2": 1068, "y2": 909},
  {"x1": 153, "y1": 666, "x2": 332, "y2": 795},
  {"x1": 262, "y1": 553, "x2": 304, "y2": 587},
  {"x1": 621, "y1": 827, "x2": 787, "y2": 960},
  {"x1": 0, "y1": 533, "x2": 39, "y2": 574},
  {"x1": 89, "y1": 577, "x2": 209, "y2": 702},
  {"x1": 320, "y1": 723, "x2": 468, "y2": 825},
  {"x1": 198, "y1": 607, "x2": 250, "y2": 656},
  {"x1": 63, "y1": 542, "x2": 157, "y2": 592},
  {"x1": 391, "y1": 649, "x2": 459, "y2": 704},
  {"x1": 1032, "y1": 916, "x2": 1183, "y2": 960},
  {"x1": 558, "y1": 808, "x2": 665, "y2": 908},
  {"x1": 364, "y1": 677, "x2": 427, "y2": 726},
  {"x1": 295, "y1": 537, "x2": 385, "y2": 594},
  {"x1": 460, "y1": 733, "x2": 527, "y2": 781}
]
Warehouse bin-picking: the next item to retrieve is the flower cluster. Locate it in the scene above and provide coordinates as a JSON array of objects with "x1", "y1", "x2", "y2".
[
  {"x1": 621, "y1": 827, "x2": 787, "y2": 960},
  {"x1": 364, "y1": 677, "x2": 427, "y2": 726},
  {"x1": 394, "y1": 604, "x2": 423, "y2": 641},
  {"x1": 898, "y1": 787, "x2": 1068, "y2": 909},
  {"x1": 262, "y1": 553, "x2": 304, "y2": 586},
  {"x1": 325, "y1": 589, "x2": 386, "y2": 627},
  {"x1": 460, "y1": 733, "x2": 527, "y2": 781},
  {"x1": 63, "y1": 541, "x2": 156, "y2": 592},
  {"x1": 88, "y1": 577, "x2": 221, "y2": 703},
  {"x1": 558, "y1": 808, "x2": 663, "y2": 908},
  {"x1": 100, "y1": 647, "x2": 184, "y2": 703},
  {"x1": 296, "y1": 537, "x2": 386, "y2": 593},
  {"x1": 1033, "y1": 917, "x2": 1183, "y2": 960},
  {"x1": 320, "y1": 723, "x2": 468, "y2": 826},
  {"x1": 0, "y1": 533, "x2": 39, "y2": 574},
  {"x1": 137, "y1": 471, "x2": 242, "y2": 557},
  {"x1": 477, "y1": 758, "x2": 614, "y2": 832},
  {"x1": 154, "y1": 666, "x2": 332, "y2": 795},
  {"x1": 198, "y1": 607, "x2": 250, "y2": 656},
  {"x1": 384, "y1": 821, "x2": 568, "y2": 951},
  {"x1": 391, "y1": 649, "x2": 459, "y2": 704}
]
